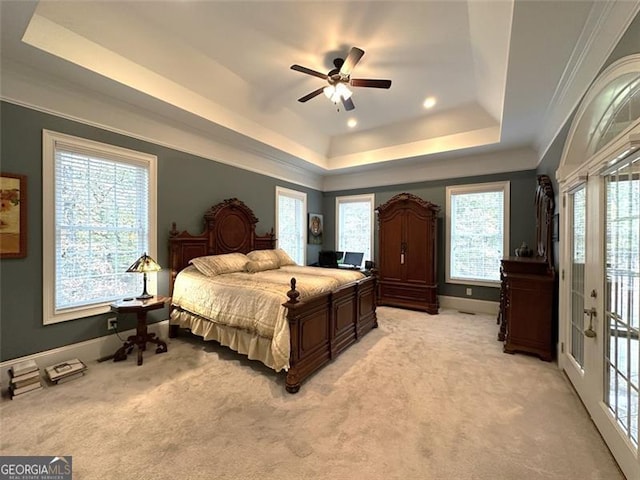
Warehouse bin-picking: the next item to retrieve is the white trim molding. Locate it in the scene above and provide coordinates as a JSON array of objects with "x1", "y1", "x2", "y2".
[
  {"x1": 445, "y1": 180, "x2": 510, "y2": 287},
  {"x1": 42, "y1": 130, "x2": 158, "y2": 324},
  {"x1": 438, "y1": 295, "x2": 499, "y2": 316},
  {"x1": 0, "y1": 321, "x2": 170, "y2": 391},
  {"x1": 557, "y1": 54, "x2": 640, "y2": 185},
  {"x1": 335, "y1": 193, "x2": 375, "y2": 265},
  {"x1": 275, "y1": 186, "x2": 308, "y2": 266},
  {"x1": 537, "y1": 1, "x2": 640, "y2": 161}
]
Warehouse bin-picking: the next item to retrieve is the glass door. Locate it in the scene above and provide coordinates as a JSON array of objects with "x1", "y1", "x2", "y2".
[
  {"x1": 561, "y1": 157, "x2": 639, "y2": 480},
  {"x1": 557, "y1": 54, "x2": 639, "y2": 480},
  {"x1": 603, "y1": 158, "x2": 639, "y2": 460},
  {"x1": 566, "y1": 186, "x2": 586, "y2": 377},
  {"x1": 561, "y1": 181, "x2": 603, "y2": 433}
]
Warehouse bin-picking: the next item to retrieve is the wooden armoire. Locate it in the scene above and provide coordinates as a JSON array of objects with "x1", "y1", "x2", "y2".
[{"x1": 376, "y1": 193, "x2": 439, "y2": 314}]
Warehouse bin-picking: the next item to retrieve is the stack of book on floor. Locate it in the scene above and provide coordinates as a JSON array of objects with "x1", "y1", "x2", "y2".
[
  {"x1": 9, "y1": 359, "x2": 43, "y2": 399},
  {"x1": 45, "y1": 358, "x2": 87, "y2": 385}
]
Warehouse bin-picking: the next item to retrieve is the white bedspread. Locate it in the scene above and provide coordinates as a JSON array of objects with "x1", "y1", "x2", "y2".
[{"x1": 171, "y1": 265, "x2": 365, "y2": 371}]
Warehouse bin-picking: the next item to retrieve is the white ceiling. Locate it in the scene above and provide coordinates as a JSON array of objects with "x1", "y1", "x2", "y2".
[{"x1": 1, "y1": 1, "x2": 638, "y2": 190}]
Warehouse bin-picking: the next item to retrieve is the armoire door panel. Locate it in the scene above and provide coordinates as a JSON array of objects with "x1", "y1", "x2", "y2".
[
  {"x1": 379, "y1": 211, "x2": 404, "y2": 281},
  {"x1": 404, "y1": 211, "x2": 429, "y2": 283}
]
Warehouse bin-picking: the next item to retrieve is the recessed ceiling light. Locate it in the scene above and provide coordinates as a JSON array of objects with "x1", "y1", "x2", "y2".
[
  {"x1": 347, "y1": 118, "x2": 358, "y2": 128},
  {"x1": 423, "y1": 97, "x2": 437, "y2": 109}
]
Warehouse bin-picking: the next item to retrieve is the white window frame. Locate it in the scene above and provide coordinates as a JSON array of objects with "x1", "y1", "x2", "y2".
[
  {"x1": 335, "y1": 193, "x2": 375, "y2": 265},
  {"x1": 42, "y1": 130, "x2": 157, "y2": 325},
  {"x1": 275, "y1": 186, "x2": 307, "y2": 265},
  {"x1": 446, "y1": 181, "x2": 510, "y2": 287}
]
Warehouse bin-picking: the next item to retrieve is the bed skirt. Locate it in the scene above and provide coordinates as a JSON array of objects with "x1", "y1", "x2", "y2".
[{"x1": 170, "y1": 307, "x2": 286, "y2": 372}]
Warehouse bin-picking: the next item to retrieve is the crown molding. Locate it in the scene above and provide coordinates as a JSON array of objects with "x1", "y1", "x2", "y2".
[
  {"x1": 323, "y1": 147, "x2": 538, "y2": 192},
  {"x1": 1, "y1": 59, "x2": 324, "y2": 190},
  {"x1": 1, "y1": 58, "x2": 539, "y2": 194},
  {"x1": 536, "y1": 0, "x2": 640, "y2": 163}
]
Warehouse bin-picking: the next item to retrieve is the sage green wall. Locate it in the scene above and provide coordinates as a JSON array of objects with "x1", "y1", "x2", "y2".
[
  {"x1": 0, "y1": 101, "x2": 322, "y2": 361},
  {"x1": 322, "y1": 170, "x2": 538, "y2": 302}
]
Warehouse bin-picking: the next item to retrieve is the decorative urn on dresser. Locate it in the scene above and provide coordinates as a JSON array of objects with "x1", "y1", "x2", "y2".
[{"x1": 376, "y1": 192, "x2": 439, "y2": 314}]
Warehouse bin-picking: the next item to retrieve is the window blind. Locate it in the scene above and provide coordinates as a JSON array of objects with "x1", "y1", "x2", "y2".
[
  {"x1": 450, "y1": 189, "x2": 505, "y2": 283},
  {"x1": 276, "y1": 188, "x2": 306, "y2": 265},
  {"x1": 337, "y1": 196, "x2": 373, "y2": 264},
  {"x1": 54, "y1": 148, "x2": 149, "y2": 310}
]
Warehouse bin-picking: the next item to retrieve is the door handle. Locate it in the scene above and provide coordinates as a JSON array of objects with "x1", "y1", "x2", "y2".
[{"x1": 583, "y1": 307, "x2": 597, "y2": 338}]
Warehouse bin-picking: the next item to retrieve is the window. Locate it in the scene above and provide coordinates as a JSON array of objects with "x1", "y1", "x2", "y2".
[
  {"x1": 336, "y1": 194, "x2": 374, "y2": 267},
  {"x1": 446, "y1": 181, "x2": 509, "y2": 286},
  {"x1": 276, "y1": 186, "x2": 307, "y2": 265},
  {"x1": 43, "y1": 130, "x2": 157, "y2": 324}
]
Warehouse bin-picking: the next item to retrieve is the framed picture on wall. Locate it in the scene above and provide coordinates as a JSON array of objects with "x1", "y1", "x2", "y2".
[
  {"x1": 0, "y1": 173, "x2": 27, "y2": 258},
  {"x1": 308, "y1": 213, "x2": 323, "y2": 245}
]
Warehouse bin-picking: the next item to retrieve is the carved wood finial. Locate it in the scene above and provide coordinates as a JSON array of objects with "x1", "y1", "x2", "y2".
[
  {"x1": 286, "y1": 278, "x2": 300, "y2": 305},
  {"x1": 170, "y1": 222, "x2": 178, "y2": 237},
  {"x1": 375, "y1": 192, "x2": 440, "y2": 214},
  {"x1": 204, "y1": 198, "x2": 259, "y2": 225},
  {"x1": 535, "y1": 174, "x2": 555, "y2": 270}
]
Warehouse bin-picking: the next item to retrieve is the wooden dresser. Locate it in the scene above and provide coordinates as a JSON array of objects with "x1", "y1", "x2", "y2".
[
  {"x1": 498, "y1": 175, "x2": 556, "y2": 361},
  {"x1": 498, "y1": 257, "x2": 555, "y2": 361},
  {"x1": 376, "y1": 193, "x2": 439, "y2": 314}
]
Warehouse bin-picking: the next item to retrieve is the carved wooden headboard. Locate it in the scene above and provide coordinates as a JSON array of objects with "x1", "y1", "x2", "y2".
[
  {"x1": 535, "y1": 175, "x2": 555, "y2": 270},
  {"x1": 168, "y1": 198, "x2": 276, "y2": 293}
]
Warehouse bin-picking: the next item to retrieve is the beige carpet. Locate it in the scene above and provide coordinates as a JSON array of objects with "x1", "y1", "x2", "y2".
[{"x1": 0, "y1": 307, "x2": 623, "y2": 480}]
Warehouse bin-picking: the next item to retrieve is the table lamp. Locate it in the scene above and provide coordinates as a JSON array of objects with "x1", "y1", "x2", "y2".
[{"x1": 126, "y1": 252, "x2": 161, "y2": 300}]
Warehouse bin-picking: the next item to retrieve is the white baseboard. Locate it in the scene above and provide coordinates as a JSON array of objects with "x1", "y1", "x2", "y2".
[
  {"x1": 438, "y1": 295, "x2": 499, "y2": 316},
  {"x1": 0, "y1": 320, "x2": 170, "y2": 389}
]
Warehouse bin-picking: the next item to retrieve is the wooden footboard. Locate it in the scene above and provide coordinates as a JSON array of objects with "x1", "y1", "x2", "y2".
[{"x1": 282, "y1": 274, "x2": 377, "y2": 393}]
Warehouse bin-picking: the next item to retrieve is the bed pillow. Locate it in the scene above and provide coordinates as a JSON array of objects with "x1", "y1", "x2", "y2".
[
  {"x1": 246, "y1": 249, "x2": 280, "y2": 265},
  {"x1": 245, "y1": 259, "x2": 280, "y2": 273},
  {"x1": 274, "y1": 248, "x2": 297, "y2": 266},
  {"x1": 247, "y1": 249, "x2": 297, "y2": 267},
  {"x1": 189, "y1": 252, "x2": 249, "y2": 276}
]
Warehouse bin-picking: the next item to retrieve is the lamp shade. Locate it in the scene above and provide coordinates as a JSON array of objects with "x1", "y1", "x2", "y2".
[{"x1": 126, "y1": 252, "x2": 161, "y2": 273}]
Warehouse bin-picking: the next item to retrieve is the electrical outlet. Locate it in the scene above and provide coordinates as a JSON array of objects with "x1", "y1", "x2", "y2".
[
  {"x1": 466, "y1": 288, "x2": 472, "y2": 296},
  {"x1": 107, "y1": 317, "x2": 117, "y2": 330}
]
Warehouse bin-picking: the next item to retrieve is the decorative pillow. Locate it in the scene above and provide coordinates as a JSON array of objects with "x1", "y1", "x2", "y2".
[
  {"x1": 245, "y1": 259, "x2": 280, "y2": 273},
  {"x1": 246, "y1": 249, "x2": 280, "y2": 265},
  {"x1": 274, "y1": 248, "x2": 297, "y2": 266},
  {"x1": 189, "y1": 253, "x2": 249, "y2": 276}
]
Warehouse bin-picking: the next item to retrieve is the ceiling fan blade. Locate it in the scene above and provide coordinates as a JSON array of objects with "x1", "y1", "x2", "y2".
[
  {"x1": 291, "y1": 64, "x2": 328, "y2": 80},
  {"x1": 342, "y1": 96, "x2": 355, "y2": 111},
  {"x1": 298, "y1": 87, "x2": 325, "y2": 103},
  {"x1": 350, "y1": 78, "x2": 392, "y2": 89},
  {"x1": 340, "y1": 47, "x2": 365, "y2": 76}
]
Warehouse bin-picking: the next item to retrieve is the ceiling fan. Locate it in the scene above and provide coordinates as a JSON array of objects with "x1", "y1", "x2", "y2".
[{"x1": 290, "y1": 47, "x2": 392, "y2": 111}]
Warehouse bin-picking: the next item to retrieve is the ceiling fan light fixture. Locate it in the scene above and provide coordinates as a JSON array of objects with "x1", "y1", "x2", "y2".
[
  {"x1": 324, "y1": 83, "x2": 352, "y2": 104},
  {"x1": 336, "y1": 82, "x2": 352, "y2": 100},
  {"x1": 323, "y1": 85, "x2": 336, "y2": 99}
]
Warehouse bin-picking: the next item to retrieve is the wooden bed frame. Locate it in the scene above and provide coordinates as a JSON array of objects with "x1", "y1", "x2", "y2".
[{"x1": 168, "y1": 198, "x2": 378, "y2": 393}]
